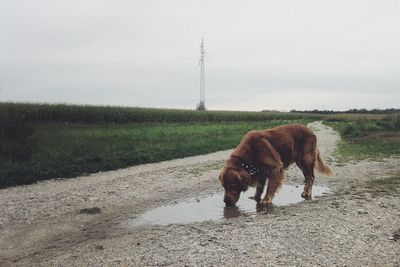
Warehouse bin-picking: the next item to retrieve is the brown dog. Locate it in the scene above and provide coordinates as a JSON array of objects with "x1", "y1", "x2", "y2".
[{"x1": 219, "y1": 124, "x2": 331, "y2": 206}]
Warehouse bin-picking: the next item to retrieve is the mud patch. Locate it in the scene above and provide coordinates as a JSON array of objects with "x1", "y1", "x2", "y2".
[
  {"x1": 78, "y1": 207, "x2": 102, "y2": 214},
  {"x1": 391, "y1": 228, "x2": 400, "y2": 241},
  {"x1": 129, "y1": 184, "x2": 329, "y2": 226}
]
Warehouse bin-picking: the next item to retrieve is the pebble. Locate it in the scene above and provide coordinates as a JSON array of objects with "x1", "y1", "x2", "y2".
[
  {"x1": 357, "y1": 209, "x2": 369, "y2": 214},
  {"x1": 94, "y1": 245, "x2": 104, "y2": 250}
]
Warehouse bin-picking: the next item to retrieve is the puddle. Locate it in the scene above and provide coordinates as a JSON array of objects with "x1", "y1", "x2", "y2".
[{"x1": 129, "y1": 184, "x2": 329, "y2": 227}]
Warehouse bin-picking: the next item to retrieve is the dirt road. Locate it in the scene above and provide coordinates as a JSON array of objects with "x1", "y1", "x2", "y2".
[{"x1": 1, "y1": 122, "x2": 399, "y2": 266}]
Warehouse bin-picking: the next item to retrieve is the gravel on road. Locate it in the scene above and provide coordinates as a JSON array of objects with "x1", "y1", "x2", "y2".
[{"x1": 1, "y1": 121, "x2": 399, "y2": 266}]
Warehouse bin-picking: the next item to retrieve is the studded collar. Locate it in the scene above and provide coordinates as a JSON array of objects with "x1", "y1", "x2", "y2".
[{"x1": 240, "y1": 162, "x2": 262, "y2": 176}]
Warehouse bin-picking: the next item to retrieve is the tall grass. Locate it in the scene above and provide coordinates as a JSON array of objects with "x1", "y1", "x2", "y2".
[
  {"x1": 325, "y1": 113, "x2": 400, "y2": 137},
  {"x1": 323, "y1": 114, "x2": 400, "y2": 159}
]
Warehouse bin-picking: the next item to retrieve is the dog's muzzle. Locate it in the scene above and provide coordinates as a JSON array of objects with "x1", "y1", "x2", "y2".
[{"x1": 223, "y1": 191, "x2": 240, "y2": 206}]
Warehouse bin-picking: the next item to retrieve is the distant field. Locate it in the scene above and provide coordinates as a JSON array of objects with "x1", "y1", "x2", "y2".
[
  {"x1": 0, "y1": 102, "x2": 321, "y2": 187},
  {"x1": 325, "y1": 113, "x2": 388, "y2": 121}
]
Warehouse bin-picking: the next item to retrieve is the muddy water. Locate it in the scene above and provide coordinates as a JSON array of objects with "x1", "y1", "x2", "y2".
[{"x1": 129, "y1": 184, "x2": 329, "y2": 226}]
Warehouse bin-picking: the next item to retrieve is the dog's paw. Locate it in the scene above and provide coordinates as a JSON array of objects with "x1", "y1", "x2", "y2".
[
  {"x1": 256, "y1": 202, "x2": 274, "y2": 212},
  {"x1": 301, "y1": 191, "x2": 312, "y2": 200},
  {"x1": 259, "y1": 199, "x2": 272, "y2": 205}
]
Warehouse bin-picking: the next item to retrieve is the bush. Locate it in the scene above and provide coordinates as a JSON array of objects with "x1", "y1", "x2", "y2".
[
  {"x1": 363, "y1": 122, "x2": 379, "y2": 132},
  {"x1": 376, "y1": 120, "x2": 393, "y2": 130},
  {"x1": 386, "y1": 114, "x2": 400, "y2": 129},
  {"x1": 342, "y1": 122, "x2": 358, "y2": 136}
]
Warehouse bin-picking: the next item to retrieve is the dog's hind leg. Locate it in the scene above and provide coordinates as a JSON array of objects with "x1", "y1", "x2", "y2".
[
  {"x1": 297, "y1": 157, "x2": 315, "y2": 199},
  {"x1": 261, "y1": 168, "x2": 284, "y2": 204},
  {"x1": 301, "y1": 167, "x2": 315, "y2": 199},
  {"x1": 297, "y1": 138, "x2": 317, "y2": 199}
]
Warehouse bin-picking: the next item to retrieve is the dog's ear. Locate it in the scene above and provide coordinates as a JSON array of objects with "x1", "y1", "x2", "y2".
[
  {"x1": 219, "y1": 168, "x2": 227, "y2": 183},
  {"x1": 218, "y1": 172, "x2": 223, "y2": 184}
]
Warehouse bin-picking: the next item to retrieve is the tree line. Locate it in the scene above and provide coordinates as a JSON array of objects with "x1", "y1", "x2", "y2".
[{"x1": 287, "y1": 108, "x2": 400, "y2": 114}]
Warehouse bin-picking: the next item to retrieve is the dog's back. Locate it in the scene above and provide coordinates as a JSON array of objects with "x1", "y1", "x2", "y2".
[{"x1": 241, "y1": 124, "x2": 316, "y2": 168}]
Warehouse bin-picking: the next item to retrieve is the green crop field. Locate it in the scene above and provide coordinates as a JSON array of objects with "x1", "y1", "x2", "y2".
[
  {"x1": 0, "y1": 102, "x2": 323, "y2": 188},
  {"x1": 0, "y1": 102, "x2": 322, "y2": 124}
]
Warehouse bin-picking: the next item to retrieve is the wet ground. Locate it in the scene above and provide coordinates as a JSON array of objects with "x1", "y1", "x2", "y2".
[{"x1": 129, "y1": 184, "x2": 330, "y2": 226}]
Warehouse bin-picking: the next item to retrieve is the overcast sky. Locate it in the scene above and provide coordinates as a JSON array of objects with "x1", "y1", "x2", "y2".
[{"x1": 0, "y1": 0, "x2": 399, "y2": 111}]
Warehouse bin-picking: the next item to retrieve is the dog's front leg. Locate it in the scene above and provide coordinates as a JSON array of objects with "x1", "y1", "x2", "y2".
[
  {"x1": 261, "y1": 168, "x2": 284, "y2": 204},
  {"x1": 249, "y1": 184, "x2": 264, "y2": 202}
]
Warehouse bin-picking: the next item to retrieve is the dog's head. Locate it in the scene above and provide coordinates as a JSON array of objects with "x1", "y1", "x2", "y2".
[{"x1": 219, "y1": 167, "x2": 250, "y2": 206}]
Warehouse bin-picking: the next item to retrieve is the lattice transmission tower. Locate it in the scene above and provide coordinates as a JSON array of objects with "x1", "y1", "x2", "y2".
[{"x1": 197, "y1": 38, "x2": 206, "y2": 110}]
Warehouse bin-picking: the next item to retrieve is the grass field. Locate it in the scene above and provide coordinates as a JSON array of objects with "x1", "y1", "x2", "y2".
[
  {"x1": 2, "y1": 102, "x2": 398, "y2": 188},
  {"x1": 1, "y1": 102, "x2": 320, "y2": 187},
  {"x1": 324, "y1": 113, "x2": 400, "y2": 160}
]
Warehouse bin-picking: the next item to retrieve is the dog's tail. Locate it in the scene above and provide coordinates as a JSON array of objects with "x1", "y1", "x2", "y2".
[{"x1": 315, "y1": 148, "x2": 332, "y2": 175}]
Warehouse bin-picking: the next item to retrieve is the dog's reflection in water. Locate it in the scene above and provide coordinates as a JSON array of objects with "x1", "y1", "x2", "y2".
[
  {"x1": 223, "y1": 206, "x2": 242, "y2": 218},
  {"x1": 223, "y1": 203, "x2": 274, "y2": 219}
]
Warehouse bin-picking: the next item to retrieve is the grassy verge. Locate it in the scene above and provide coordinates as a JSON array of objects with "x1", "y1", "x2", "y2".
[
  {"x1": 1, "y1": 111, "x2": 314, "y2": 187},
  {"x1": 324, "y1": 114, "x2": 400, "y2": 160}
]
